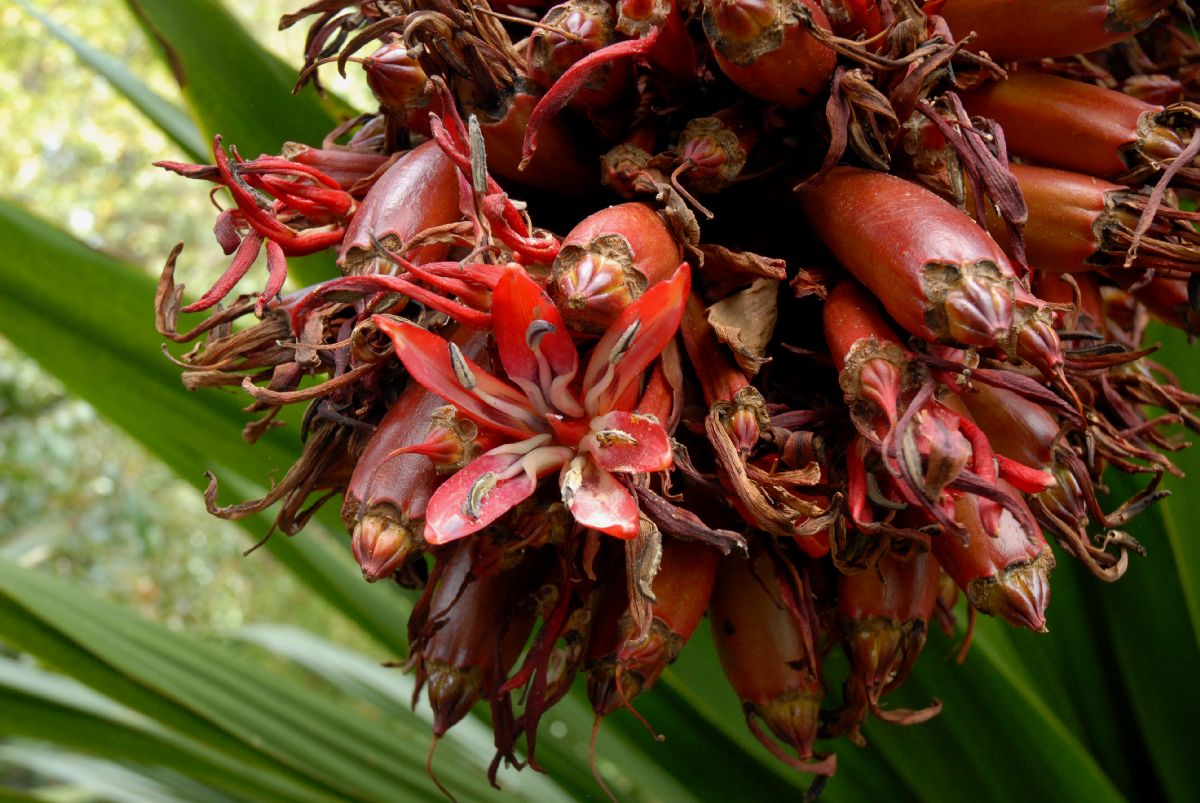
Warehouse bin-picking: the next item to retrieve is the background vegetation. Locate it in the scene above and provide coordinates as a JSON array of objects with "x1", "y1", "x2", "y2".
[{"x1": 1, "y1": 1, "x2": 1198, "y2": 800}]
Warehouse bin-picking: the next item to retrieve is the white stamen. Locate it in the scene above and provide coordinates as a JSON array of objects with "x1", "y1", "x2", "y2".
[
  {"x1": 583, "y1": 362, "x2": 616, "y2": 418},
  {"x1": 524, "y1": 318, "x2": 583, "y2": 417},
  {"x1": 511, "y1": 376, "x2": 551, "y2": 415},
  {"x1": 468, "y1": 114, "x2": 488, "y2": 195},
  {"x1": 583, "y1": 319, "x2": 640, "y2": 416}
]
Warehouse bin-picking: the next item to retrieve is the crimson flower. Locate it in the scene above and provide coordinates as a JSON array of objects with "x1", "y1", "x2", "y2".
[{"x1": 374, "y1": 263, "x2": 690, "y2": 544}]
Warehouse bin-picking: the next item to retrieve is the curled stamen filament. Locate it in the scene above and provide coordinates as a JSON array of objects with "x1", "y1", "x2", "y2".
[
  {"x1": 450, "y1": 342, "x2": 546, "y2": 431},
  {"x1": 584, "y1": 320, "x2": 640, "y2": 415}
]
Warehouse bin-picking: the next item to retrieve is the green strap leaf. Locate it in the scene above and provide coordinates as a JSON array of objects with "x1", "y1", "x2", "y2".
[
  {"x1": 122, "y1": 0, "x2": 341, "y2": 156},
  {"x1": 0, "y1": 561, "x2": 539, "y2": 802},
  {"x1": 14, "y1": 0, "x2": 207, "y2": 162},
  {"x1": 0, "y1": 198, "x2": 405, "y2": 654}
]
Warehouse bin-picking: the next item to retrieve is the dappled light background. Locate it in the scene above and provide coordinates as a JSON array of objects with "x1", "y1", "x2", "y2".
[{"x1": 0, "y1": 0, "x2": 393, "y2": 726}]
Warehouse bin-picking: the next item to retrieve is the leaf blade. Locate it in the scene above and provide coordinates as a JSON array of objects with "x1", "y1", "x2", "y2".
[{"x1": 14, "y1": 0, "x2": 207, "y2": 161}]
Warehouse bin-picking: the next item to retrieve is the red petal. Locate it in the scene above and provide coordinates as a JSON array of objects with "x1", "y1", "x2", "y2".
[
  {"x1": 581, "y1": 411, "x2": 673, "y2": 473},
  {"x1": 583, "y1": 262, "x2": 690, "y2": 415},
  {"x1": 560, "y1": 455, "x2": 639, "y2": 539},
  {"x1": 996, "y1": 455, "x2": 1056, "y2": 494},
  {"x1": 520, "y1": 28, "x2": 661, "y2": 169},
  {"x1": 424, "y1": 444, "x2": 532, "y2": 544},
  {"x1": 181, "y1": 230, "x2": 264, "y2": 313},
  {"x1": 373, "y1": 316, "x2": 540, "y2": 438},
  {"x1": 492, "y1": 267, "x2": 581, "y2": 414},
  {"x1": 212, "y1": 137, "x2": 296, "y2": 243}
]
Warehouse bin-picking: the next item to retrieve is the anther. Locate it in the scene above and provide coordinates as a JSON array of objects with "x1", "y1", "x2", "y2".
[
  {"x1": 593, "y1": 429, "x2": 639, "y2": 447},
  {"x1": 449, "y1": 343, "x2": 478, "y2": 390},
  {"x1": 464, "y1": 472, "x2": 497, "y2": 519},
  {"x1": 468, "y1": 114, "x2": 488, "y2": 195},
  {"x1": 526, "y1": 319, "x2": 558, "y2": 349},
  {"x1": 611, "y1": 320, "x2": 641, "y2": 363}
]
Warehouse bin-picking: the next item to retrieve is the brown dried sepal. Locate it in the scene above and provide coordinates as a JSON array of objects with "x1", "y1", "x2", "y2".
[
  {"x1": 706, "y1": 279, "x2": 779, "y2": 375},
  {"x1": 201, "y1": 419, "x2": 353, "y2": 535}
]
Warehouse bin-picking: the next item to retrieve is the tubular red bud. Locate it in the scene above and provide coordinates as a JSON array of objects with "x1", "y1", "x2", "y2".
[
  {"x1": 932, "y1": 493, "x2": 1055, "y2": 632},
  {"x1": 479, "y1": 89, "x2": 598, "y2": 194},
  {"x1": 835, "y1": 548, "x2": 943, "y2": 741},
  {"x1": 939, "y1": 0, "x2": 1171, "y2": 62},
  {"x1": 527, "y1": 0, "x2": 631, "y2": 111},
  {"x1": 550, "y1": 203, "x2": 683, "y2": 333},
  {"x1": 589, "y1": 538, "x2": 721, "y2": 715},
  {"x1": 798, "y1": 168, "x2": 1062, "y2": 375},
  {"x1": 839, "y1": 550, "x2": 941, "y2": 688},
  {"x1": 710, "y1": 545, "x2": 836, "y2": 776},
  {"x1": 616, "y1": 0, "x2": 697, "y2": 83},
  {"x1": 361, "y1": 41, "x2": 427, "y2": 112},
  {"x1": 957, "y1": 383, "x2": 1059, "y2": 469},
  {"x1": 702, "y1": 0, "x2": 835, "y2": 108},
  {"x1": 338, "y1": 140, "x2": 461, "y2": 273},
  {"x1": 342, "y1": 388, "x2": 443, "y2": 582},
  {"x1": 343, "y1": 330, "x2": 493, "y2": 581},
  {"x1": 412, "y1": 542, "x2": 548, "y2": 736},
  {"x1": 981, "y1": 163, "x2": 1200, "y2": 276},
  {"x1": 676, "y1": 107, "x2": 760, "y2": 194},
  {"x1": 958, "y1": 71, "x2": 1163, "y2": 182},
  {"x1": 824, "y1": 280, "x2": 912, "y2": 432}
]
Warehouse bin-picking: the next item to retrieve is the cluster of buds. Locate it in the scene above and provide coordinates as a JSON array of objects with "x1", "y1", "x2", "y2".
[{"x1": 157, "y1": 0, "x2": 1200, "y2": 796}]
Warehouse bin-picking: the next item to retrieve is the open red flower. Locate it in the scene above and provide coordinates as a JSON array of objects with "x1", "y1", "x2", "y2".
[{"x1": 374, "y1": 263, "x2": 690, "y2": 543}]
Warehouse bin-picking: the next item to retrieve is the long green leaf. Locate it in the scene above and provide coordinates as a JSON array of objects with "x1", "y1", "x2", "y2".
[
  {"x1": 1078, "y1": 325, "x2": 1200, "y2": 803},
  {"x1": 232, "y1": 626, "x2": 581, "y2": 803},
  {"x1": 122, "y1": 0, "x2": 338, "y2": 156},
  {"x1": 0, "y1": 560, "x2": 548, "y2": 802},
  {"x1": 1099, "y1": 480, "x2": 1200, "y2": 803},
  {"x1": 0, "y1": 787, "x2": 47, "y2": 803},
  {"x1": 0, "y1": 743, "x2": 233, "y2": 803},
  {"x1": 0, "y1": 198, "x2": 405, "y2": 654},
  {"x1": 14, "y1": 0, "x2": 206, "y2": 161},
  {"x1": 121, "y1": 0, "x2": 345, "y2": 287},
  {"x1": 0, "y1": 657, "x2": 322, "y2": 802},
  {"x1": 1143, "y1": 325, "x2": 1200, "y2": 648}
]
